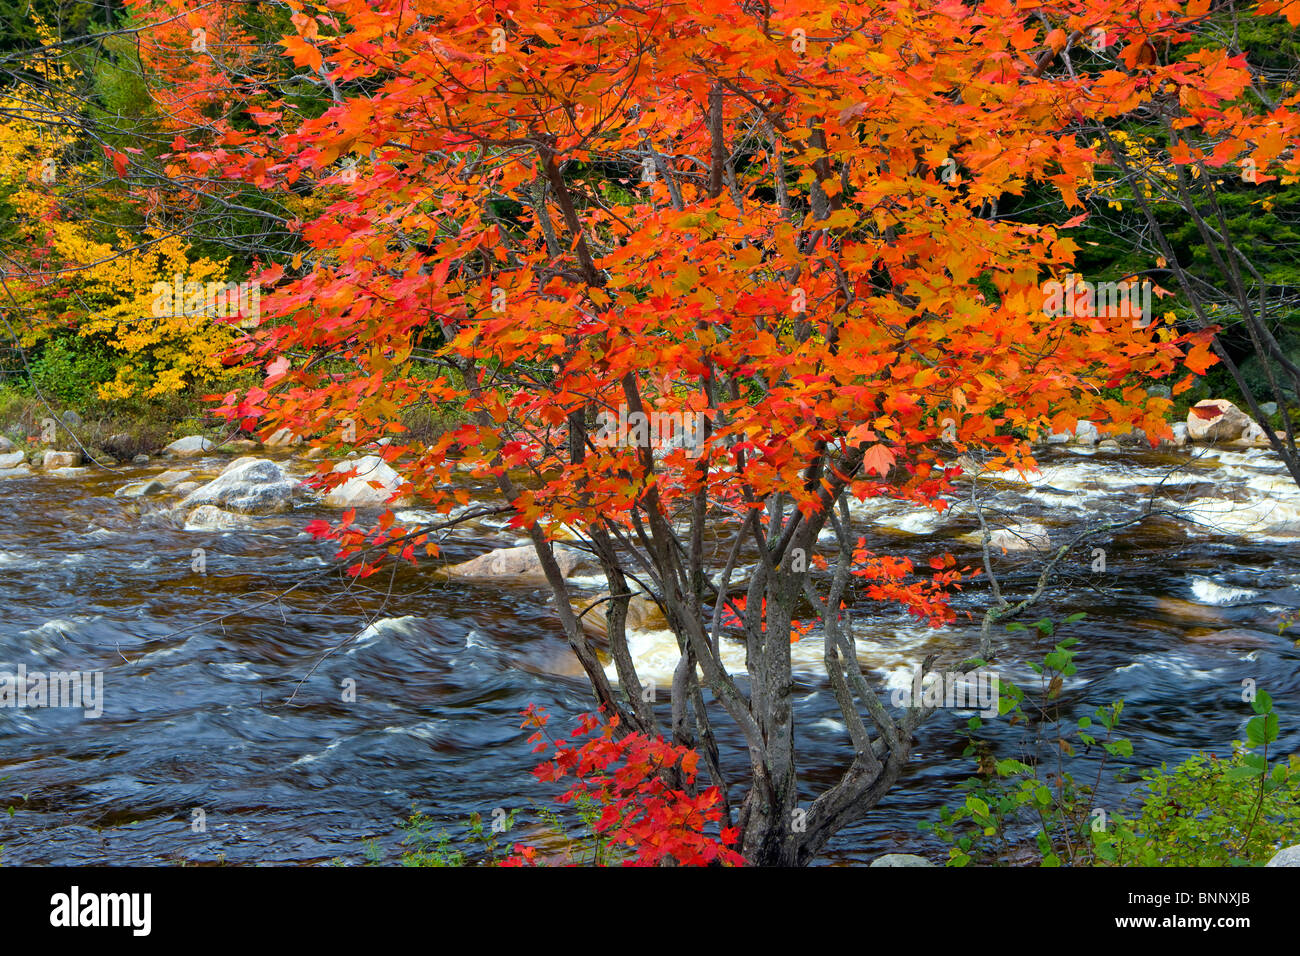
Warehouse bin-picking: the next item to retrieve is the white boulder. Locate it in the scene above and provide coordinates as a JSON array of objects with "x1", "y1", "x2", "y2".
[
  {"x1": 1187, "y1": 400, "x2": 1251, "y2": 442},
  {"x1": 322, "y1": 456, "x2": 409, "y2": 508},
  {"x1": 164, "y1": 436, "x2": 216, "y2": 457},
  {"x1": 176, "y1": 458, "x2": 302, "y2": 515}
]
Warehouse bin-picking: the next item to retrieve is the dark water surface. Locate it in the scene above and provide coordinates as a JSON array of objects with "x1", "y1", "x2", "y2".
[{"x1": 1, "y1": 444, "x2": 1297, "y2": 864}]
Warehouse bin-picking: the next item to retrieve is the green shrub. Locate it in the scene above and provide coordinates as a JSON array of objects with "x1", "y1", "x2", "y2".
[
  {"x1": 923, "y1": 616, "x2": 1299, "y2": 866},
  {"x1": 26, "y1": 333, "x2": 118, "y2": 406},
  {"x1": 1102, "y1": 693, "x2": 1300, "y2": 866}
]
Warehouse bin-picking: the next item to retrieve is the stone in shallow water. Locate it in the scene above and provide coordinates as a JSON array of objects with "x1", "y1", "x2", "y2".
[
  {"x1": 959, "y1": 523, "x2": 1052, "y2": 553},
  {"x1": 869, "y1": 853, "x2": 935, "y2": 867},
  {"x1": 0, "y1": 451, "x2": 24, "y2": 469},
  {"x1": 572, "y1": 593, "x2": 667, "y2": 639},
  {"x1": 322, "y1": 455, "x2": 409, "y2": 508},
  {"x1": 440, "y1": 544, "x2": 590, "y2": 584},
  {"x1": 183, "y1": 505, "x2": 290, "y2": 532},
  {"x1": 154, "y1": 469, "x2": 192, "y2": 488},
  {"x1": 115, "y1": 480, "x2": 166, "y2": 498},
  {"x1": 1182, "y1": 628, "x2": 1279, "y2": 649},
  {"x1": 42, "y1": 450, "x2": 82, "y2": 469},
  {"x1": 1187, "y1": 399, "x2": 1251, "y2": 442},
  {"x1": 176, "y1": 458, "x2": 301, "y2": 515}
]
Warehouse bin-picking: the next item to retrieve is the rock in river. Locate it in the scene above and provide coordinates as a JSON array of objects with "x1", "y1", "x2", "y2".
[
  {"x1": 439, "y1": 544, "x2": 591, "y2": 585},
  {"x1": 959, "y1": 523, "x2": 1052, "y2": 553},
  {"x1": 183, "y1": 505, "x2": 290, "y2": 533},
  {"x1": 115, "y1": 479, "x2": 166, "y2": 498},
  {"x1": 176, "y1": 457, "x2": 302, "y2": 515},
  {"x1": 870, "y1": 853, "x2": 935, "y2": 867},
  {"x1": 1186, "y1": 399, "x2": 1251, "y2": 443},
  {"x1": 42, "y1": 450, "x2": 82, "y2": 469},
  {"x1": 322, "y1": 455, "x2": 409, "y2": 508}
]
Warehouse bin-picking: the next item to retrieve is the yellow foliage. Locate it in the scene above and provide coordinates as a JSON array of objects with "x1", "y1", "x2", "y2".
[{"x1": 0, "y1": 9, "x2": 245, "y2": 401}]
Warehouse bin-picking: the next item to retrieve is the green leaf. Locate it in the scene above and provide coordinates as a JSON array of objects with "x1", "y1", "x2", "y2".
[
  {"x1": 1247, "y1": 714, "x2": 1279, "y2": 746},
  {"x1": 1104, "y1": 739, "x2": 1134, "y2": 758},
  {"x1": 1224, "y1": 765, "x2": 1264, "y2": 781},
  {"x1": 1251, "y1": 690, "x2": 1273, "y2": 716}
]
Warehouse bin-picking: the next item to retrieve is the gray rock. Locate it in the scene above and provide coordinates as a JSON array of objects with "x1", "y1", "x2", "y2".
[
  {"x1": 132, "y1": 454, "x2": 150, "y2": 465},
  {"x1": 323, "y1": 455, "x2": 408, "y2": 508},
  {"x1": 1097, "y1": 439, "x2": 1120, "y2": 451},
  {"x1": 0, "y1": 466, "x2": 33, "y2": 479},
  {"x1": 0, "y1": 436, "x2": 13, "y2": 453},
  {"x1": 176, "y1": 458, "x2": 302, "y2": 515},
  {"x1": 115, "y1": 479, "x2": 167, "y2": 498},
  {"x1": 154, "y1": 469, "x2": 193, "y2": 488},
  {"x1": 0, "y1": 451, "x2": 24, "y2": 469},
  {"x1": 1259, "y1": 402, "x2": 1279, "y2": 417},
  {"x1": 172, "y1": 481, "x2": 200, "y2": 495},
  {"x1": 1266, "y1": 845, "x2": 1300, "y2": 867},
  {"x1": 1166, "y1": 422, "x2": 1189, "y2": 447},
  {"x1": 183, "y1": 505, "x2": 289, "y2": 532},
  {"x1": 163, "y1": 436, "x2": 216, "y2": 457},
  {"x1": 1146, "y1": 385, "x2": 1172, "y2": 400},
  {"x1": 869, "y1": 853, "x2": 935, "y2": 867},
  {"x1": 220, "y1": 456, "x2": 260, "y2": 476},
  {"x1": 47, "y1": 466, "x2": 89, "y2": 479},
  {"x1": 1073, "y1": 420, "x2": 1099, "y2": 446}
]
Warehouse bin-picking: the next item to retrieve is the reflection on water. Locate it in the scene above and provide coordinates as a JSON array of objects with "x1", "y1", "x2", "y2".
[{"x1": 0, "y1": 444, "x2": 1297, "y2": 864}]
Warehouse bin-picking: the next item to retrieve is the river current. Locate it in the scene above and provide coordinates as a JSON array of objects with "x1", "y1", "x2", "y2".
[{"x1": 1, "y1": 442, "x2": 1297, "y2": 864}]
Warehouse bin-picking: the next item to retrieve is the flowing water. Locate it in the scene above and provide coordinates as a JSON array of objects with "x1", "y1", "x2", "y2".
[{"x1": 1, "y1": 442, "x2": 1297, "y2": 864}]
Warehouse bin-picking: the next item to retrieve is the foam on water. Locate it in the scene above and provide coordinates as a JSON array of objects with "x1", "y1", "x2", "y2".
[
  {"x1": 380, "y1": 717, "x2": 447, "y2": 742},
  {"x1": 347, "y1": 615, "x2": 421, "y2": 652},
  {"x1": 1190, "y1": 576, "x2": 1257, "y2": 605},
  {"x1": 1179, "y1": 495, "x2": 1300, "y2": 540},
  {"x1": 605, "y1": 619, "x2": 946, "y2": 688}
]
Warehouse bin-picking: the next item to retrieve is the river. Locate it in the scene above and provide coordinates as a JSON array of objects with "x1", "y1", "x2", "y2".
[{"x1": 1, "y1": 441, "x2": 1297, "y2": 864}]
